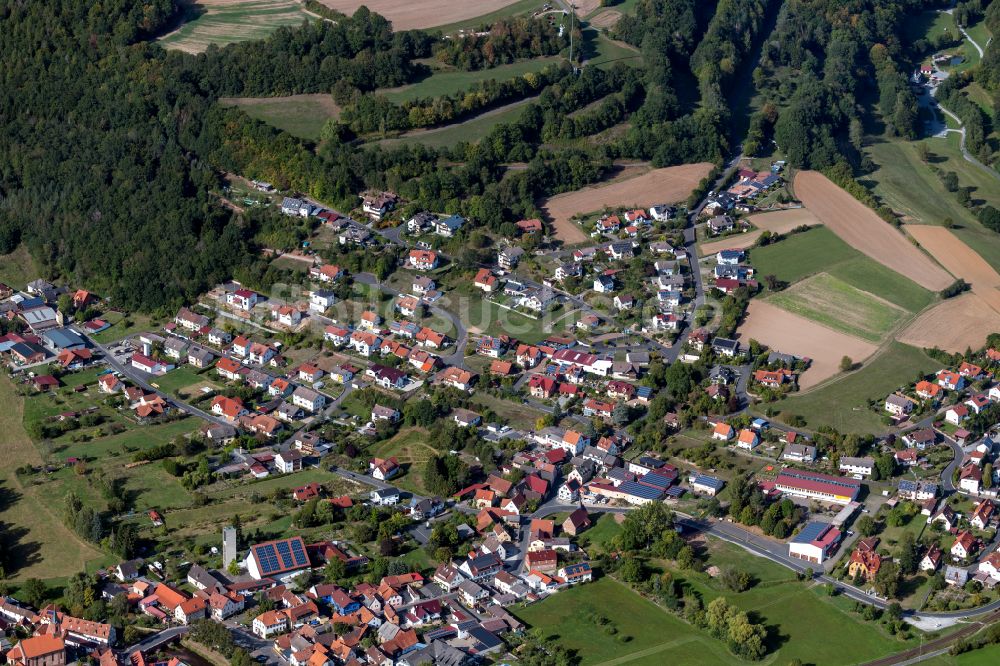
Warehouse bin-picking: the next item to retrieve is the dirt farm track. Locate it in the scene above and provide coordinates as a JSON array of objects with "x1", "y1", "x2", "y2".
[
  {"x1": 793, "y1": 171, "x2": 953, "y2": 291},
  {"x1": 316, "y1": 0, "x2": 522, "y2": 30}
]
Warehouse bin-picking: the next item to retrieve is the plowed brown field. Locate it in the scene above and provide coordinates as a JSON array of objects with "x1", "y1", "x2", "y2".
[
  {"x1": 699, "y1": 208, "x2": 821, "y2": 256},
  {"x1": 738, "y1": 300, "x2": 879, "y2": 389},
  {"x1": 793, "y1": 171, "x2": 952, "y2": 291},
  {"x1": 544, "y1": 163, "x2": 713, "y2": 244},
  {"x1": 905, "y1": 224, "x2": 1000, "y2": 315},
  {"x1": 897, "y1": 293, "x2": 1000, "y2": 352}
]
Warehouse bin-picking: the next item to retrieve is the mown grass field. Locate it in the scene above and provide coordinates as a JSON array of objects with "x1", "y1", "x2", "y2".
[
  {"x1": 0, "y1": 245, "x2": 39, "y2": 290},
  {"x1": 751, "y1": 227, "x2": 935, "y2": 313},
  {"x1": 378, "y1": 100, "x2": 531, "y2": 148},
  {"x1": 767, "y1": 273, "x2": 910, "y2": 343},
  {"x1": 768, "y1": 341, "x2": 940, "y2": 434},
  {"x1": 220, "y1": 94, "x2": 340, "y2": 141},
  {"x1": 381, "y1": 57, "x2": 560, "y2": 104},
  {"x1": 0, "y1": 377, "x2": 106, "y2": 581},
  {"x1": 514, "y1": 577, "x2": 736, "y2": 665},
  {"x1": 470, "y1": 392, "x2": 546, "y2": 431},
  {"x1": 751, "y1": 227, "x2": 857, "y2": 283},
  {"x1": 515, "y1": 540, "x2": 922, "y2": 666},
  {"x1": 370, "y1": 427, "x2": 442, "y2": 496},
  {"x1": 159, "y1": 0, "x2": 311, "y2": 53},
  {"x1": 583, "y1": 30, "x2": 643, "y2": 69},
  {"x1": 151, "y1": 366, "x2": 220, "y2": 396},
  {"x1": 924, "y1": 644, "x2": 1000, "y2": 666},
  {"x1": 90, "y1": 310, "x2": 157, "y2": 344},
  {"x1": 865, "y1": 137, "x2": 1000, "y2": 226}
]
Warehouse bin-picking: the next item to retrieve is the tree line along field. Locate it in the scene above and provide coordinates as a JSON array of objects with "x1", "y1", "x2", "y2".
[
  {"x1": 316, "y1": 0, "x2": 525, "y2": 31},
  {"x1": 220, "y1": 57, "x2": 561, "y2": 143},
  {"x1": 514, "y1": 540, "x2": 926, "y2": 666},
  {"x1": 376, "y1": 100, "x2": 534, "y2": 149}
]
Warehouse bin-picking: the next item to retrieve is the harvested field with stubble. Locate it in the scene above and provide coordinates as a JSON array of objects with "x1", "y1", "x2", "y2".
[
  {"x1": 159, "y1": 0, "x2": 311, "y2": 53},
  {"x1": 905, "y1": 224, "x2": 1000, "y2": 315},
  {"x1": 738, "y1": 300, "x2": 879, "y2": 389},
  {"x1": 317, "y1": 0, "x2": 521, "y2": 30},
  {"x1": 573, "y1": 0, "x2": 603, "y2": 16},
  {"x1": 897, "y1": 292, "x2": 1000, "y2": 353},
  {"x1": 699, "y1": 207, "x2": 821, "y2": 256},
  {"x1": 793, "y1": 171, "x2": 953, "y2": 291},
  {"x1": 768, "y1": 273, "x2": 909, "y2": 343},
  {"x1": 543, "y1": 162, "x2": 713, "y2": 243},
  {"x1": 589, "y1": 10, "x2": 622, "y2": 28}
]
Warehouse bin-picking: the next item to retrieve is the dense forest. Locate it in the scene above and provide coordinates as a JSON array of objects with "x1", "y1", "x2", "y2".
[
  {"x1": 748, "y1": 0, "x2": 927, "y2": 169},
  {"x1": 433, "y1": 16, "x2": 568, "y2": 70},
  {"x1": 3, "y1": 0, "x2": 973, "y2": 312}
]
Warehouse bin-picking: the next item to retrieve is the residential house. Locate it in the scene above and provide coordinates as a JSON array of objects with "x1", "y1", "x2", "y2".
[
  {"x1": 847, "y1": 538, "x2": 882, "y2": 582},
  {"x1": 272, "y1": 451, "x2": 303, "y2": 474},
  {"x1": 361, "y1": 192, "x2": 397, "y2": 221},
  {"x1": 839, "y1": 457, "x2": 875, "y2": 477},
  {"x1": 884, "y1": 394, "x2": 913, "y2": 416},
  {"x1": 952, "y1": 530, "x2": 977, "y2": 560},
  {"x1": 498, "y1": 246, "x2": 524, "y2": 270},
  {"x1": 736, "y1": 429, "x2": 759, "y2": 450},
  {"x1": 292, "y1": 387, "x2": 325, "y2": 413},
  {"x1": 408, "y1": 250, "x2": 439, "y2": 271},
  {"x1": 226, "y1": 289, "x2": 258, "y2": 312},
  {"x1": 309, "y1": 264, "x2": 344, "y2": 283}
]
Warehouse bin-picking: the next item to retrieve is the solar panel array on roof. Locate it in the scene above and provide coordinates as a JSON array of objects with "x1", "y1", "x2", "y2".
[
  {"x1": 619, "y1": 480, "x2": 664, "y2": 500},
  {"x1": 252, "y1": 536, "x2": 309, "y2": 575},
  {"x1": 778, "y1": 468, "x2": 861, "y2": 491},
  {"x1": 791, "y1": 521, "x2": 830, "y2": 544},
  {"x1": 665, "y1": 486, "x2": 686, "y2": 498}
]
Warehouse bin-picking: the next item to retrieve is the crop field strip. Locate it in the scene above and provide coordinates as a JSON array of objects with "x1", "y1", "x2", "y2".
[
  {"x1": 766, "y1": 272, "x2": 910, "y2": 344},
  {"x1": 159, "y1": 0, "x2": 312, "y2": 53}
]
